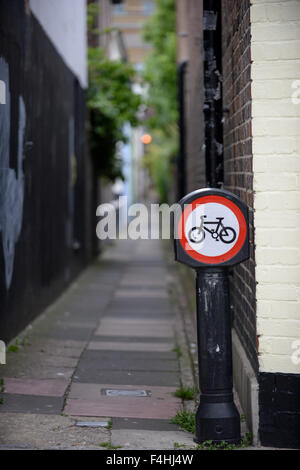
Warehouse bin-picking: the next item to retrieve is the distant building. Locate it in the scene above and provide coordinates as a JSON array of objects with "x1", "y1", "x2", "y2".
[
  {"x1": 97, "y1": 0, "x2": 155, "y2": 205},
  {"x1": 111, "y1": 0, "x2": 154, "y2": 65}
]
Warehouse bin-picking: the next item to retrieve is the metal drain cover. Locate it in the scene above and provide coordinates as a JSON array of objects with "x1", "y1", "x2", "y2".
[
  {"x1": 102, "y1": 389, "x2": 151, "y2": 397},
  {"x1": 76, "y1": 421, "x2": 109, "y2": 428}
]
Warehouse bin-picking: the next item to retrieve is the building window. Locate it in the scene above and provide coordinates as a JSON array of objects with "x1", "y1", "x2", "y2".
[
  {"x1": 112, "y1": 3, "x2": 125, "y2": 15},
  {"x1": 144, "y1": 1, "x2": 154, "y2": 15}
]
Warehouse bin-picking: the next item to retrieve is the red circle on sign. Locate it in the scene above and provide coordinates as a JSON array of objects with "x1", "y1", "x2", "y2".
[{"x1": 178, "y1": 195, "x2": 247, "y2": 264}]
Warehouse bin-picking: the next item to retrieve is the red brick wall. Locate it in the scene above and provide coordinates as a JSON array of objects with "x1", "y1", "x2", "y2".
[{"x1": 222, "y1": 0, "x2": 258, "y2": 372}]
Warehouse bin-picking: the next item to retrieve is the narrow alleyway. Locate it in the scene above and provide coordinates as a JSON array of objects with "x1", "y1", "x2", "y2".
[{"x1": 0, "y1": 237, "x2": 196, "y2": 450}]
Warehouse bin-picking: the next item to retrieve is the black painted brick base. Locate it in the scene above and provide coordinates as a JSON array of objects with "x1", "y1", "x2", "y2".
[{"x1": 259, "y1": 372, "x2": 300, "y2": 449}]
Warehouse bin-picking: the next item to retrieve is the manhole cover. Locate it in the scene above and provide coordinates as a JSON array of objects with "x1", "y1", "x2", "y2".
[{"x1": 102, "y1": 389, "x2": 151, "y2": 397}]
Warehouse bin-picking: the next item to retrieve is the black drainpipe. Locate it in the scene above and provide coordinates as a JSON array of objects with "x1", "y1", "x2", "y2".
[{"x1": 203, "y1": 0, "x2": 223, "y2": 188}]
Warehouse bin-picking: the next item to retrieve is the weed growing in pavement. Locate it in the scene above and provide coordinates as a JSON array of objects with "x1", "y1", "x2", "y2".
[
  {"x1": 106, "y1": 419, "x2": 112, "y2": 429},
  {"x1": 197, "y1": 433, "x2": 253, "y2": 450},
  {"x1": 173, "y1": 442, "x2": 188, "y2": 449},
  {"x1": 172, "y1": 346, "x2": 182, "y2": 358},
  {"x1": 170, "y1": 409, "x2": 195, "y2": 434},
  {"x1": 99, "y1": 441, "x2": 122, "y2": 450},
  {"x1": 171, "y1": 408, "x2": 253, "y2": 450},
  {"x1": 7, "y1": 338, "x2": 21, "y2": 353},
  {"x1": 173, "y1": 386, "x2": 196, "y2": 400}
]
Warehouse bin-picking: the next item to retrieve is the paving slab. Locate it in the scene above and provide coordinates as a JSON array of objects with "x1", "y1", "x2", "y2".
[
  {"x1": 0, "y1": 413, "x2": 110, "y2": 450},
  {"x1": 99, "y1": 318, "x2": 174, "y2": 327},
  {"x1": 1, "y1": 351, "x2": 77, "y2": 380},
  {"x1": 30, "y1": 325, "x2": 94, "y2": 342},
  {"x1": 73, "y1": 369, "x2": 180, "y2": 387},
  {"x1": 114, "y1": 289, "x2": 169, "y2": 299},
  {"x1": 68, "y1": 383, "x2": 180, "y2": 401},
  {"x1": 65, "y1": 396, "x2": 180, "y2": 420},
  {"x1": 19, "y1": 339, "x2": 85, "y2": 358},
  {"x1": 112, "y1": 417, "x2": 181, "y2": 431},
  {"x1": 111, "y1": 429, "x2": 196, "y2": 450},
  {"x1": 108, "y1": 299, "x2": 172, "y2": 310},
  {"x1": 2, "y1": 378, "x2": 68, "y2": 397},
  {"x1": 91, "y1": 335, "x2": 175, "y2": 344},
  {"x1": 0, "y1": 394, "x2": 64, "y2": 414},
  {"x1": 75, "y1": 355, "x2": 179, "y2": 373},
  {"x1": 78, "y1": 349, "x2": 177, "y2": 362},
  {"x1": 1, "y1": 364, "x2": 74, "y2": 381},
  {"x1": 105, "y1": 310, "x2": 173, "y2": 319},
  {"x1": 87, "y1": 341, "x2": 175, "y2": 352},
  {"x1": 94, "y1": 323, "x2": 173, "y2": 338}
]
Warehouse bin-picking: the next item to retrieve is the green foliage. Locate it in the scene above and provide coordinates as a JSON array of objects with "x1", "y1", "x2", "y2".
[
  {"x1": 172, "y1": 346, "x2": 182, "y2": 358},
  {"x1": 174, "y1": 386, "x2": 196, "y2": 401},
  {"x1": 106, "y1": 419, "x2": 113, "y2": 429},
  {"x1": 197, "y1": 433, "x2": 253, "y2": 450},
  {"x1": 7, "y1": 338, "x2": 21, "y2": 353},
  {"x1": 99, "y1": 441, "x2": 122, "y2": 450},
  {"x1": 141, "y1": 0, "x2": 178, "y2": 202},
  {"x1": 170, "y1": 409, "x2": 195, "y2": 434},
  {"x1": 143, "y1": 126, "x2": 177, "y2": 202},
  {"x1": 142, "y1": 0, "x2": 178, "y2": 129},
  {"x1": 87, "y1": 4, "x2": 141, "y2": 182}
]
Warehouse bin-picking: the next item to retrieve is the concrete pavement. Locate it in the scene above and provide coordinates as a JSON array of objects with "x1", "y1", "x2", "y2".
[
  {"x1": 0, "y1": 236, "x2": 256, "y2": 451},
  {"x1": 0, "y1": 238, "x2": 200, "y2": 450}
]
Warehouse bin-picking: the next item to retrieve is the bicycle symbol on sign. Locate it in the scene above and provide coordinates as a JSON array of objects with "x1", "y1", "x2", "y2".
[{"x1": 188, "y1": 215, "x2": 237, "y2": 244}]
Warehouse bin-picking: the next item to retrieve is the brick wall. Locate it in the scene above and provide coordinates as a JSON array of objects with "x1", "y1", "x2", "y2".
[
  {"x1": 251, "y1": 0, "x2": 300, "y2": 375},
  {"x1": 222, "y1": 0, "x2": 258, "y2": 372}
]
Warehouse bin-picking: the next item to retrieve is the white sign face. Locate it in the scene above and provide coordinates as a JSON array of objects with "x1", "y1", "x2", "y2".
[
  {"x1": 177, "y1": 194, "x2": 247, "y2": 265},
  {"x1": 184, "y1": 202, "x2": 240, "y2": 258},
  {"x1": 176, "y1": 191, "x2": 249, "y2": 267}
]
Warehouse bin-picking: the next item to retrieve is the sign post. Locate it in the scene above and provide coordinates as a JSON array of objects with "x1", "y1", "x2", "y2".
[{"x1": 174, "y1": 188, "x2": 249, "y2": 445}]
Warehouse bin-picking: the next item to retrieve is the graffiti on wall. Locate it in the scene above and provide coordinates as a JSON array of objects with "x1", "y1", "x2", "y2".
[{"x1": 0, "y1": 57, "x2": 26, "y2": 289}]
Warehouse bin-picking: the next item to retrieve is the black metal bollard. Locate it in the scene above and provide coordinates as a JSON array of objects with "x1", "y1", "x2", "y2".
[
  {"x1": 194, "y1": 268, "x2": 241, "y2": 444},
  {"x1": 174, "y1": 188, "x2": 249, "y2": 446}
]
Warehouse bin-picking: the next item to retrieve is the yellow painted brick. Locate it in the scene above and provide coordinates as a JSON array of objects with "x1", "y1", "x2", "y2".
[
  {"x1": 254, "y1": 173, "x2": 297, "y2": 191},
  {"x1": 253, "y1": 136, "x2": 300, "y2": 154},
  {"x1": 256, "y1": 282, "x2": 299, "y2": 301},
  {"x1": 257, "y1": 299, "x2": 300, "y2": 319},
  {"x1": 255, "y1": 247, "x2": 300, "y2": 265},
  {"x1": 259, "y1": 336, "x2": 300, "y2": 355},
  {"x1": 252, "y1": 41, "x2": 300, "y2": 61},
  {"x1": 254, "y1": 210, "x2": 300, "y2": 228},
  {"x1": 252, "y1": 100, "x2": 300, "y2": 118},
  {"x1": 257, "y1": 318, "x2": 300, "y2": 337},
  {"x1": 252, "y1": 80, "x2": 295, "y2": 100},
  {"x1": 256, "y1": 265, "x2": 300, "y2": 283},
  {"x1": 251, "y1": 22, "x2": 300, "y2": 41},
  {"x1": 252, "y1": 60, "x2": 300, "y2": 80},
  {"x1": 253, "y1": 156, "x2": 300, "y2": 173},
  {"x1": 251, "y1": 0, "x2": 297, "y2": 3},
  {"x1": 251, "y1": 2, "x2": 300, "y2": 23},
  {"x1": 255, "y1": 228, "x2": 300, "y2": 247},
  {"x1": 252, "y1": 117, "x2": 300, "y2": 137},
  {"x1": 258, "y1": 354, "x2": 300, "y2": 374}
]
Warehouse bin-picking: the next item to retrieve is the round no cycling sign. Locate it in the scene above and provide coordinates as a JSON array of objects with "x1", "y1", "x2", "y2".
[{"x1": 175, "y1": 189, "x2": 249, "y2": 267}]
